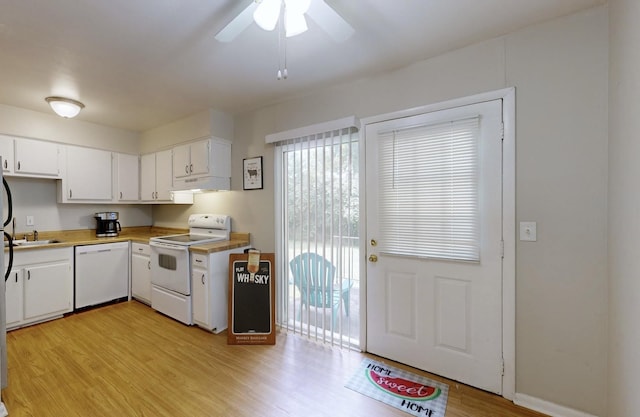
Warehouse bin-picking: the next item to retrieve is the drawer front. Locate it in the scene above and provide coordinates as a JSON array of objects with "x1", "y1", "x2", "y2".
[
  {"x1": 132, "y1": 242, "x2": 151, "y2": 256},
  {"x1": 192, "y1": 253, "x2": 208, "y2": 269}
]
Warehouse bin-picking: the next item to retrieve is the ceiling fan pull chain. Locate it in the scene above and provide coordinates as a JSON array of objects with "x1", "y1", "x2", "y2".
[
  {"x1": 277, "y1": 1, "x2": 284, "y2": 80},
  {"x1": 276, "y1": 0, "x2": 288, "y2": 80},
  {"x1": 283, "y1": 29, "x2": 288, "y2": 79}
]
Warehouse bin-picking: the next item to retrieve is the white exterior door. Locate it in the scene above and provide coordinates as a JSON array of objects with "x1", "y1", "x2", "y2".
[{"x1": 365, "y1": 99, "x2": 504, "y2": 394}]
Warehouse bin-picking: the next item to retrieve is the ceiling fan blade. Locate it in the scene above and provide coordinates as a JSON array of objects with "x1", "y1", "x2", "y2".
[
  {"x1": 215, "y1": 1, "x2": 258, "y2": 43},
  {"x1": 306, "y1": 0, "x2": 354, "y2": 42}
]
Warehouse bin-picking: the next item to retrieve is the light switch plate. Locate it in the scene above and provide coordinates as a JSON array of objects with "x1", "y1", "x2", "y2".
[
  {"x1": 519, "y1": 221, "x2": 537, "y2": 241},
  {"x1": 26, "y1": 215, "x2": 34, "y2": 226}
]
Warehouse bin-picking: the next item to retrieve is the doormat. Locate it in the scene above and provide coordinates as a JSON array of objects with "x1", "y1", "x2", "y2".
[{"x1": 345, "y1": 358, "x2": 449, "y2": 417}]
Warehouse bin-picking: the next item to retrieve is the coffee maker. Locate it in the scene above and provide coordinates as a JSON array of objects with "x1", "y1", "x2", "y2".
[{"x1": 95, "y1": 212, "x2": 121, "y2": 237}]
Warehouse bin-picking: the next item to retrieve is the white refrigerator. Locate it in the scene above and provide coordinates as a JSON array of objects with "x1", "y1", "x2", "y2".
[{"x1": 1, "y1": 156, "x2": 14, "y2": 416}]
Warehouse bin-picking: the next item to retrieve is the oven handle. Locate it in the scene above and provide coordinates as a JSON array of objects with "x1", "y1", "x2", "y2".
[{"x1": 150, "y1": 241, "x2": 190, "y2": 252}]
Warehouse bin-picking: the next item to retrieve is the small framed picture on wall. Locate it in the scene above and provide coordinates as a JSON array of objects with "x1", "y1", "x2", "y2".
[{"x1": 243, "y1": 156, "x2": 263, "y2": 190}]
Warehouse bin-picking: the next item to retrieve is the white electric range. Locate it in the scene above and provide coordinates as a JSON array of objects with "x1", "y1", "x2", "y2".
[{"x1": 149, "y1": 214, "x2": 230, "y2": 324}]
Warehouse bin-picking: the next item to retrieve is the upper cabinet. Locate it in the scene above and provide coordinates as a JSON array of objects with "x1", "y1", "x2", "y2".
[
  {"x1": 0, "y1": 134, "x2": 15, "y2": 174},
  {"x1": 173, "y1": 139, "x2": 210, "y2": 179},
  {"x1": 141, "y1": 150, "x2": 193, "y2": 204},
  {"x1": 58, "y1": 146, "x2": 112, "y2": 202},
  {"x1": 14, "y1": 138, "x2": 61, "y2": 178},
  {"x1": 115, "y1": 153, "x2": 139, "y2": 202},
  {"x1": 172, "y1": 138, "x2": 231, "y2": 191},
  {"x1": 141, "y1": 150, "x2": 169, "y2": 202},
  {"x1": 0, "y1": 135, "x2": 62, "y2": 178}
]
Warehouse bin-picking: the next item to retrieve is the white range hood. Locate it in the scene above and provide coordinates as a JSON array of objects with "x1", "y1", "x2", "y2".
[{"x1": 172, "y1": 175, "x2": 230, "y2": 192}]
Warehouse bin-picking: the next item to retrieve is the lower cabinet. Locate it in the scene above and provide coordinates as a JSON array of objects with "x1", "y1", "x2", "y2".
[
  {"x1": 131, "y1": 242, "x2": 151, "y2": 304},
  {"x1": 192, "y1": 247, "x2": 249, "y2": 333},
  {"x1": 5, "y1": 247, "x2": 73, "y2": 330}
]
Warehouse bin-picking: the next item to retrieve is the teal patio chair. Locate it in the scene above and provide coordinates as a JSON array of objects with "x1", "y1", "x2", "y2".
[{"x1": 289, "y1": 252, "x2": 351, "y2": 329}]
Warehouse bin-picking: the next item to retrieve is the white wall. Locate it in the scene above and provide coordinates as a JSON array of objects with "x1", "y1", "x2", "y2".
[
  {"x1": 0, "y1": 104, "x2": 152, "y2": 231},
  {"x1": 0, "y1": 103, "x2": 139, "y2": 153},
  {"x1": 507, "y1": 8, "x2": 608, "y2": 416},
  {"x1": 139, "y1": 109, "x2": 234, "y2": 152},
  {"x1": 608, "y1": 0, "x2": 640, "y2": 415},
  {"x1": 5, "y1": 178, "x2": 152, "y2": 234},
  {"x1": 154, "y1": 6, "x2": 609, "y2": 415}
]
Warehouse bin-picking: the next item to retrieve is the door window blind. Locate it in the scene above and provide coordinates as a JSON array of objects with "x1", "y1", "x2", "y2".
[{"x1": 377, "y1": 116, "x2": 480, "y2": 262}]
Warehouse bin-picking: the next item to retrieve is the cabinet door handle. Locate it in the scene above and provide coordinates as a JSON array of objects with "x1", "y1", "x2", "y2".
[
  {"x1": 185, "y1": 165, "x2": 189, "y2": 174},
  {"x1": 14, "y1": 272, "x2": 18, "y2": 283},
  {"x1": 17, "y1": 161, "x2": 20, "y2": 170},
  {"x1": 120, "y1": 191, "x2": 123, "y2": 199},
  {"x1": 69, "y1": 189, "x2": 73, "y2": 198},
  {"x1": 147, "y1": 261, "x2": 151, "y2": 270},
  {"x1": 3, "y1": 160, "x2": 7, "y2": 169},
  {"x1": 201, "y1": 274, "x2": 205, "y2": 285},
  {"x1": 27, "y1": 270, "x2": 30, "y2": 280},
  {"x1": 190, "y1": 164, "x2": 193, "y2": 173}
]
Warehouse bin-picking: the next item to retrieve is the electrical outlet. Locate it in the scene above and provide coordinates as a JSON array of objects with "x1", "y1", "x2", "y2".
[{"x1": 26, "y1": 215, "x2": 34, "y2": 226}]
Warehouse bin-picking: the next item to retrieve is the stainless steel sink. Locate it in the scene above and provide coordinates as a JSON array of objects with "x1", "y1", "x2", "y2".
[{"x1": 10, "y1": 239, "x2": 61, "y2": 247}]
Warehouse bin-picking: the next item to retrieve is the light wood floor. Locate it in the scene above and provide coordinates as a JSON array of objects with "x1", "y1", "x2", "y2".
[{"x1": 2, "y1": 301, "x2": 547, "y2": 417}]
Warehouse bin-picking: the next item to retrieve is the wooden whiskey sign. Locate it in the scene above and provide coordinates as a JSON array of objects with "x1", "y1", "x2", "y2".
[{"x1": 228, "y1": 252, "x2": 276, "y2": 345}]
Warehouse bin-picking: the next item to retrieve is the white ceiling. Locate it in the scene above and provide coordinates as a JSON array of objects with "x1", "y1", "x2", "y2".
[{"x1": 0, "y1": 0, "x2": 605, "y2": 132}]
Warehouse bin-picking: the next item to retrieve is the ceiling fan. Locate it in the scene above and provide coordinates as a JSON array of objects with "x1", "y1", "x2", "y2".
[{"x1": 215, "y1": 0, "x2": 354, "y2": 43}]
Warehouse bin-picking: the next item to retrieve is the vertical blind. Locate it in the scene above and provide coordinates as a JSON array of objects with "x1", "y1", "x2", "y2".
[
  {"x1": 377, "y1": 116, "x2": 481, "y2": 262},
  {"x1": 274, "y1": 125, "x2": 359, "y2": 347}
]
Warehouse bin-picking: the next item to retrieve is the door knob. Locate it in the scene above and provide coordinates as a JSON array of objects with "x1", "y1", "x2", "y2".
[
  {"x1": 368, "y1": 254, "x2": 378, "y2": 262},
  {"x1": 370, "y1": 239, "x2": 377, "y2": 246}
]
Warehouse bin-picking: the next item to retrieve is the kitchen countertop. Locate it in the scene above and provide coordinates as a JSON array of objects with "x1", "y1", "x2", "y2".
[{"x1": 4, "y1": 226, "x2": 251, "y2": 254}]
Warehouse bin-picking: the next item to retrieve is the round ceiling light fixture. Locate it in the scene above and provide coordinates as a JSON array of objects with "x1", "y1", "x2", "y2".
[{"x1": 45, "y1": 96, "x2": 85, "y2": 118}]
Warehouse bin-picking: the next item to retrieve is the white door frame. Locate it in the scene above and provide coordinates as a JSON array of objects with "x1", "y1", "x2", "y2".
[{"x1": 359, "y1": 87, "x2": 516, "y2": 400}]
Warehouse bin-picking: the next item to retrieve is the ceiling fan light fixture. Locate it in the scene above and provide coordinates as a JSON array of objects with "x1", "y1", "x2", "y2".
[
  {"x1": 254, "y1": 0, "x2": 281, "y2": 31},
  {"x1": 285, "y1": 11, "x2": 308, "y2": 37},
  {"x1": 45, "y1": 96, "x2": 85, "y2": 118}
]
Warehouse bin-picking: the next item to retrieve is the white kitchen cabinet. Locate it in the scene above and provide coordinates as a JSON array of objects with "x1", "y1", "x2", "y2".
[
  {"x1": 5, "y1": 269, "x2": 23, "y2": 328},
  {"x1": 59, "y1": 146, "x2": 113, "y2": 202},
  {"x1": 0, "y1": 134, "x2": 15, "y2": 174},
  {"x1": 14, "y1": 138, "x2": 61, "y2": 178},
  {"x1": 131, "y1": 242, "x2": 151, "y2": 304},
  {"x1": 116, "y1": 152, "x2": 139, "y2": 202},
  {"x1": 24, "y1": 262, "x2": 74, "y2": 320},
  {"x1": 5, "y1": 247, "x2": 74, "y2": 330},
  {"x1": 141, "y1": 150, "x2": 193, "y2": 204},
  {"x1": 172, "y1": 138, "x2": 231, "y2": 191},
  {"x1": 156, "y1": 149, "x2": 173, "y2": 201},
  {"x1": 140, "y1": 152, "x2": 157, "y2": 201},
  {"x1": 192, "y1": 246, "x2": 249, "y2": 333},
  {"x1": 173, "y1": 139, "x2": 211, "y2": 179},
  {"x1": 141, "y1": 150, "x2": 172, "y2": 201},
  {"x1": 191, "y1": 253, "x2": 209, "y2": 328}
]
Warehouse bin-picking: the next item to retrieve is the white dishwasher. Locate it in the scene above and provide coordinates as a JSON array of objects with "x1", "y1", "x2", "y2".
[{"x1": 75, "y1": 242, "x2": 129, "y2": 309}]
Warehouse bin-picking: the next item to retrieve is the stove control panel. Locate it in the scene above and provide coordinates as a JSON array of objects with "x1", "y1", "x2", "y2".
[{"x1": 188, "y1": 214, "x2": 230, "y2": 231}]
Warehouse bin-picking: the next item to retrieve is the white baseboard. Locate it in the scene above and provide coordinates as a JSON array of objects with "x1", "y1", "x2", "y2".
[{"x1": 514, "y1": 393, "x2": 599, "y2": 417}]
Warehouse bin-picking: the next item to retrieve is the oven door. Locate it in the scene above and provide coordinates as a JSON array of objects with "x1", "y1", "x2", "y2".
[{"x1": 150, "y1": 241, "x2": 190, "y2": 295}]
